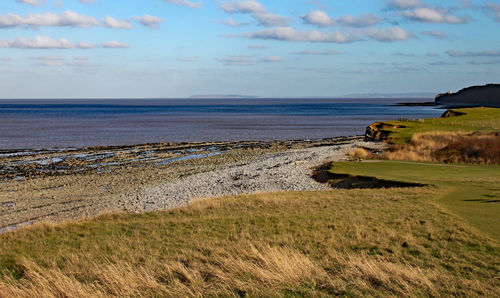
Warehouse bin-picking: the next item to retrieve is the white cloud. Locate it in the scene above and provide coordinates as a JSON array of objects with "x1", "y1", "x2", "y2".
[
  {"x1": 301, "y1": 10, "x2": 334, "y2": 26},
  {"x1": 301, "y1": 11, "x2": 381, "y2": 28},
  {"x1": 0, "y1": 36, "x2": 74, "y2": 49},
  {"x1": 387, "y1": 0, "x2": 424, "y2": 9},
  {"x1": 446, "y1": 50, "x2": 500, "y2": 57},
  {"x1": 68, "y1": 60, "x2": 92, "y2": 68},
  {"x1": 252, "y1": 12, "x2": 291, "y2": 27},
  {"x1": 78, "y1": 0, "x2": 96, "y2": 3},
  {"x1": 216, "y1": 17, "x2": 249, "y2": 27},
  {"x1": 469, "y1": 59, "x2": 500, "y2": 65},
  {"x1": 263, "y1": 56, "x2": 282, "y2": 62},
  {"x1": 102, "y1": 16, "x2": 133, "y2": 29},
  {"x1": 245, "y1": 27, "x2": 357, "y2": 43},
  {"x1": 421, "y1": 30, "x2": 448, "y2": 39},
  {"x1": 163, "y1": 0, "x2": 202, "y2": 9},
  {"x1": 363, "y1": 27, "x2": 414, "y2": 41},
  {"x1": 0, "y1": 11, "x2": 98, "y2": 28},
  {"x1": 294, "y1": 50, "x2": 341, "y2": 55},
  {"x1": 216, "y1": 55, "x2": 252, "y2": 65},
  {"x1": 254, "y1": 27, "x2": 410, "y2": 43},
  {"x1": 219, "y1": 0, "x2": 265, "y2": 14},
  {"x1": 53, "y1": 0, "x2": 64, "y2": 7},
  {"x1": 30, "y1": 55, "x2": 95, "y2": 68},
  {"x1": 0, "y1": 11, "x2": 156, "y2": 30},
  {"x1": 337, "y1": 14, "x2": 382, "y2": 27},
  {"x1": 134, "y1": 15, "x2": 164, "y2": 28},
  {"x1": 248, "y1": 44, "x2": 266, "y2": 49},
  {"x1": 17, "y1": 0, "x2": 39, "y2": 6},
  {"x1": 393, "y1": 51, "x2": 414, "y2": 56},
  {"x1": 30, "y1": 55, "x2": 65, "y2": 67},
  {"x1": 68, "y1": 56, "x2": 95, "y2": 69},
  {"x1": 30, "y1": 55, "x2": 64, "y2": 61},
  {"x1": 179, "y1": 57, "x2": 197, "y2": 62},
  {"x1": 76, "y1": 41, "x2": 97, "y2": 49},
  {"x1": 101, "y1": 41, "x2": 130, "y2": 48},
  {"x1": 428, "y1": 61, "x2": 458, "y2": 66},
  {"x1": 388, "y1": 0, "x2": 470, "y2": 25},
  {"x1": 0, "y1": 36, "x2": 129, "y2": 49},
  {"x1": 36, "y1": 60, "x2": 65, "y2": 67},
  {"x1": 220, "y1": 1, "x2": 291, "y2": 27},
  {"x1": 484, "y1": 2, "x2": 500, "y2": 22},
  {"x1": 402, "y1": 8, "x2": 469, "y2": 24},
  {"x1": 219, "y1": 33, "x2": 238, "y2": 39}
]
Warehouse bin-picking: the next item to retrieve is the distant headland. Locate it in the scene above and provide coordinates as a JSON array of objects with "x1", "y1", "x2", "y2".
[
  {"x1": 189, "y1": 94, "x2": 258, "y2": 99},
  {"x1": 435, "y1": 84, "x2": 500, "y2": 108}
]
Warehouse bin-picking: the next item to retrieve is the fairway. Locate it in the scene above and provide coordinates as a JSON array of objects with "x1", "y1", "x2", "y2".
[
  {"x1": 380, "y1": 107, "x2": 500, "y2": 143},
  {"x1": 330, "y1": 161, "x2": 500, "y2": 240}
]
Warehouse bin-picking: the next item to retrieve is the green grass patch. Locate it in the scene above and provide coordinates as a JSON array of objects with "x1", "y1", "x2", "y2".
[
  {"x1": 330, "y1": 161, "x2": 500, "y2": 241},
  {"x1": 383, "y1": 107, "x2": 500, "y2": 143}
]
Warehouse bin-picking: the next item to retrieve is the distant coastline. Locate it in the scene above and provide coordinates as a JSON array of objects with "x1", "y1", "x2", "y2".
[
  {"x1": 188, "y1": 92, "x2": 437, "y2": 99},
  {"x1": 189, "y1": 94, "x2": 258, "y2": 99}
]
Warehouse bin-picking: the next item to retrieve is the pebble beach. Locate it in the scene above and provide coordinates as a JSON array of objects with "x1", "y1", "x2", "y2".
[{"x1": 0, "y1": 136, "x2": 385, "y2": 231}]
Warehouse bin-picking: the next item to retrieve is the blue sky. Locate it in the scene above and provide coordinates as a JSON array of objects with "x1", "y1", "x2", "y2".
[{"x1": 0, "y1": 0, "x2": 499, "y2": 98}]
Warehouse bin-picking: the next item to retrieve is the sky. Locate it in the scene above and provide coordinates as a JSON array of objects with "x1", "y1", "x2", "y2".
[{"x1": 0, "y1": 0, "x2": 499, "y2": 98}]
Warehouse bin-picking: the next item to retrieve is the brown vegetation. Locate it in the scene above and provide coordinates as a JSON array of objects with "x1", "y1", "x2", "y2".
[
  {"x1": 349, "y1": 147, "x2": 374, "y2": 159},
  {"x1": 441, "y1": 110, "x2": 466, "y2": 118},
  {"x1": 365, "y1": 122, "x2": 406, "y2": 141},
  {"x1": 0, "y1": 246, "x2": 450, "y2": 297},
  {"x1": 380, "y1": 131, "x2": 500, "y2": 164}
]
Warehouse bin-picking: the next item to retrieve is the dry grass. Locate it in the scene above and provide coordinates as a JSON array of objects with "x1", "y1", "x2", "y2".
[
  {"x1": 349, "y1": 147, "x2": 373, "y2": 159},
  {"x1": 0, "y1": 247, "x2": 451, "y2": 297},
  {"x1": 382, "y1": 131, "x2": 500, "y2": 164},
  {"x1": 1, "y1": 189, "x2": 499, "y2": 297}
]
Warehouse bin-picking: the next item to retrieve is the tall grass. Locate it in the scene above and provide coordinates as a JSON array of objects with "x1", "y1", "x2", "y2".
[
  {"x1": 0, "y1": 246, "x2": 450, "y2": 297},
  {"x1": 378, "y1": 131, "x2": 500, "y2": 164},
  {"x1": 1, "y1": 190, "x2": 498, "y2": 296}
]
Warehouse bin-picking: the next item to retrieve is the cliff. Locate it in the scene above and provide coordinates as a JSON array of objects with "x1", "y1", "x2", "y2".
[
  {"x1": 365, "y1": 122, "x2": 406, "y2": 142},
  {"x1": 435, "y1": 84, "x2": 500, "y2": 108}
]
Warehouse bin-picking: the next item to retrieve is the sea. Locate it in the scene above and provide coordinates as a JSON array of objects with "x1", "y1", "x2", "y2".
[{"x1": 0, "y1": 98, "x2": 443, "y2": 150}]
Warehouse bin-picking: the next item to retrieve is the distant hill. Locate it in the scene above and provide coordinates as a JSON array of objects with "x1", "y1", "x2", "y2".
[
  {"x1": 435, "y1": 84, "x2": 500, "y2": 108},
  {"x1": 189, "y1": 94, "x2": 258, "y2": 99}
]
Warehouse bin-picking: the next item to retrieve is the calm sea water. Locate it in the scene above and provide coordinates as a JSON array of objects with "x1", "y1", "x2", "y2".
[{"x1": 0, "y1": 98, "x2": 442, "y2": 150}]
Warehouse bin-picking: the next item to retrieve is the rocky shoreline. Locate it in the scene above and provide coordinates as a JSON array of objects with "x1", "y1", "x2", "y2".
[{"x1": 0, "y1": 136, "x2": 385, "y2": 232}]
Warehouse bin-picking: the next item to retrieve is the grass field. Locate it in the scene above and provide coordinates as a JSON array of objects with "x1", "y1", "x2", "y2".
[
  {"x1": 1, "y1": 189, "x2": 499, "y2": 296},
  {"x1": 382, "y1": 107, "x2": 500, "y2": 143},
  {"x1": 329, "y1": 161, "x2": 500, "y2": 241}
]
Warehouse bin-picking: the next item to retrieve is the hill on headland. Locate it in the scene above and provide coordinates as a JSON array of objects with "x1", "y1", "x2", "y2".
[{"x1": 435, "y1": 84, "x2": 500, "y2": 108}]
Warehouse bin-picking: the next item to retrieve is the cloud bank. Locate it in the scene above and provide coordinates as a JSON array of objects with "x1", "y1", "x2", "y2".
[{"x1": 0, "y1": 36, "x2": 129, "y2": 49}]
